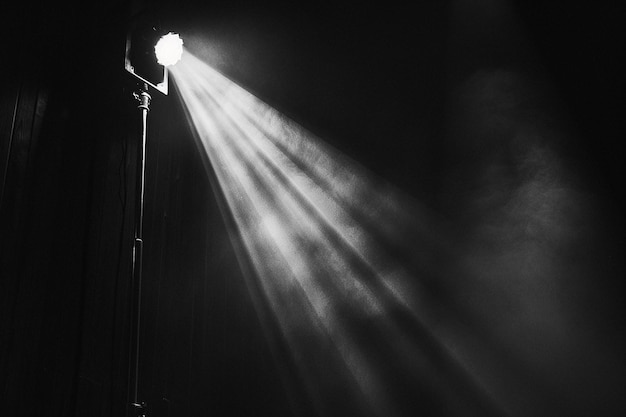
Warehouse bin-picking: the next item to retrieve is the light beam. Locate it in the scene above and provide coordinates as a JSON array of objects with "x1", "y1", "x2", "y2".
[{"x1": 169, "y1": 49, "x2": 503, "y2": 417}]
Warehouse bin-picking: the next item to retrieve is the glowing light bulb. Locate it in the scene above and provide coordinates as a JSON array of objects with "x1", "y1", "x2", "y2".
[{"x1": 155, "y1": 32, "x2": 184, "y2": 66}]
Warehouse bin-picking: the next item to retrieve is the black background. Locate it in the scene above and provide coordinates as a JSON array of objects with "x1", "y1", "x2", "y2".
[{"x1": 1, "y1": 1, "x2": 623, "y2": 416}]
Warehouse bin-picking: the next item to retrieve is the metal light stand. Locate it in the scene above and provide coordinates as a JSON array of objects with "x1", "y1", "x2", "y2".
[
  {"x1": 128, "y1": 82, "x2": 151, "y2": 417},
  {"x1": 124, "y1": 16, "x2": 178, "y2": 415}
]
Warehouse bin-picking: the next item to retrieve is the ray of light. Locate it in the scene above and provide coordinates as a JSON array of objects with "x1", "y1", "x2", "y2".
[{"x1": 169, "y1": 49, "x2": 504, "y2": 417}]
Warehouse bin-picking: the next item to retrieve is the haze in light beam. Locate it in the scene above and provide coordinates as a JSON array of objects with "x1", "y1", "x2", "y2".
[{"x1": 169, "y1": 49, "x2": 505, "y2": 417}]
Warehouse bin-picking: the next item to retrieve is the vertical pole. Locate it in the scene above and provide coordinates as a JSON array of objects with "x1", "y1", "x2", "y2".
[{"x1": 129, "y1": 83, "x2": 150, "y2": 417}]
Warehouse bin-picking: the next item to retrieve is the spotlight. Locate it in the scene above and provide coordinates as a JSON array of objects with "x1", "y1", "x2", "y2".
[
  {"x1": 125, "y1": 14, "x2": 182, "y2": 95},
  {"x1": 155, "y1": 32, "x2": 184, "y2": 67},
  {"x1": 123, "y1": 13, "x2": 184, "y2": 417}
]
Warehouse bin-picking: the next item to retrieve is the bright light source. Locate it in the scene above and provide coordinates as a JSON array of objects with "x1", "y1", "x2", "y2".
[{"x1": 154, "y1": 32, "x2": 184, "y2": 66}]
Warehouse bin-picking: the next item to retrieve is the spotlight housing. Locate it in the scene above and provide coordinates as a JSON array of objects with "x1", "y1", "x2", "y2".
[{"x1": 125, "y1": 14, "x2": 181, "y2": 95}]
